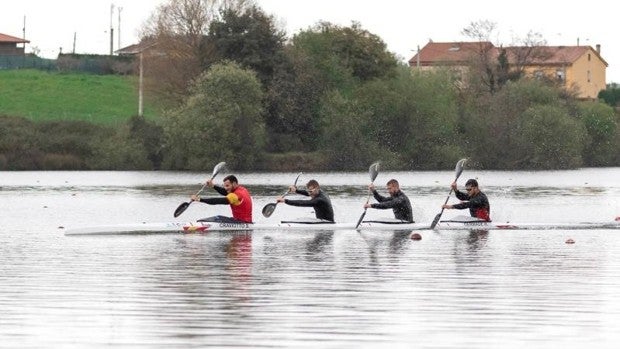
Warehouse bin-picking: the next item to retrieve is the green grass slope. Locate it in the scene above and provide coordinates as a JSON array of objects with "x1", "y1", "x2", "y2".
[{"x1": 0, "y1": 69, "x2": 159, "y2": 125}]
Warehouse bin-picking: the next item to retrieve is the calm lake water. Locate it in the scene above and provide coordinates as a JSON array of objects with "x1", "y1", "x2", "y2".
[{"x1": 1, "y1": 168, "x2": 619, "y2": 348}]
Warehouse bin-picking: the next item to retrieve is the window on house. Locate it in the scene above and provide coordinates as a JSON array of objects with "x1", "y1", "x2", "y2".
[
  {"x1": 534, "y1": 70, "x2": 544, "y2": 79},
  {"x1": 556, "y1": 69, "x2": 565, "y2": 82},
  {"x1": 588, "y1": 53, "x2": 591, "y2": 61},
  {"x1": 587, "y1": 70, "x2": 591, "y2": 83}
]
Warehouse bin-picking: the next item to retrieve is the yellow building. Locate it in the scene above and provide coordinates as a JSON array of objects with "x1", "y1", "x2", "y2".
[{"x1": 409, "y1": 41, "x2": 608, "y2": 100}]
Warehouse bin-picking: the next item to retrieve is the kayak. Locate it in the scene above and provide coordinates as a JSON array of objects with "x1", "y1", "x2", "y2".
[{"x1": 64, "y1": 216, "x2": 620, "y2": 235}]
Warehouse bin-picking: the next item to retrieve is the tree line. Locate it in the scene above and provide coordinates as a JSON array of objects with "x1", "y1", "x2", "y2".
[
  {"x1": 1, "y1": 0, "x2": 618, "y2": 171},
  {"x1": 144, "y1": 1, "x2": 620, "y2": 171}
]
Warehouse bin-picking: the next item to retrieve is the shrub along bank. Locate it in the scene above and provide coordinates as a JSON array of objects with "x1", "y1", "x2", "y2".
[{"x1": 1, "y1": 67, "x2": 619, "y2": 171}]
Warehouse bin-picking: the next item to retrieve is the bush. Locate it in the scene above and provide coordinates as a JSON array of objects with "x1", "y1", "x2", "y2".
[
  {"x1": 462, "y1": 79, "x2": 582, "y2": 169},
  {"x1": 41, "y1": 154, "x2": 83, "y2": 170},
  {"x1": 162, "y1": 61, "x2": 266, "y2": 171},
  {"x1": 577, "y1": 101, "x2": 619, "y2": 166},
  {"x1": 0, "y1": 115, "x2": 159, "y2": 170},
  {"x1": 518, "y1": 105, "x2": 586, "y2": 169},
  {"x1": 263, "y1": 152, "x2": 328, "y2": 172}
]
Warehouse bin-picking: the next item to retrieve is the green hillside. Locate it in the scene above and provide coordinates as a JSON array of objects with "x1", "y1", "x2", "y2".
[{"x1": 0, "y1": 69, "x2": 160, "y2": 125}]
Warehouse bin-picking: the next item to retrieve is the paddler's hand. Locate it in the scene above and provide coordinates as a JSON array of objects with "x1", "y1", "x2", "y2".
[
  {"x1": 191, "y1": 194, "x2": 200, "y2": 202},
  {"x1": 450, "y1": 181, "x2": 457, "y2": 191},
  {"x1": 364, "y1": 203, "x2": 371, "y2": 209},
  {"x1": 206, "y1": 179, "x2": 214, "y2": 188},
  {"x1": 276, "y1": 196, "x2": 286, "y2": 203},
  {"x1": 288, "y1": 185, "x2": 297, "y2": 193},
  {"x1": 368, "y1": 183, "x2": 375, "y2": 191},
  {"x1": 442, "y1": 204, "x2": 452, "y2": 209}
]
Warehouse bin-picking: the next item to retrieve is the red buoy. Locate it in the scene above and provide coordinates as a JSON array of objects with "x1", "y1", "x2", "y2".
[{"x1": 411, "y1": 233, "x2": 422, "y2": 240}]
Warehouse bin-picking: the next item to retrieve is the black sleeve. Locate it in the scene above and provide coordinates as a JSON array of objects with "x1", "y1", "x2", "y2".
[
  {"x1": 372, "y1": 190, "x2": 388, "y2": 202},
  {"x1": 295, "y1": 189, "x2": 310, "y2": 197},
  {"x1": 455, "y1": 190, "x2": 469, "y2": 201},
  {"x1": 213, "y1": 185, "x2": 228, "y2": 196},
  {"x1": 451, "y1": 201, "x2": 470, "y2": 210},
  {"x1": 200, "y1": 197, "x2": 229, "y2": 205},
  {"x1": 452, "y1": 195, "x2": 484, "y2": 210},
  {"x1": 371, "y1": 196, "x2": 401, "y2": 209},
  {"x1": 285, "y1": 197, "x2": 319, "y2": 207}
]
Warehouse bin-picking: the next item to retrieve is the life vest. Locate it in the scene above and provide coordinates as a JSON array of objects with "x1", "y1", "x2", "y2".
[{"x1": 227, "y1": 185, "x2": 253, "y2": 223}]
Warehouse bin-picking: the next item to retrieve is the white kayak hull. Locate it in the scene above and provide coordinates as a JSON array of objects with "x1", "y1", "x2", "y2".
[{"x1": 65, "y1": 217, "x2": 620, "y2": 235}]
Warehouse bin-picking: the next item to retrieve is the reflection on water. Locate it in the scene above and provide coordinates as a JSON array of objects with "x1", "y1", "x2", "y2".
[{"x1": 1, "y1": 169, "x2": 619, "y2": 348}]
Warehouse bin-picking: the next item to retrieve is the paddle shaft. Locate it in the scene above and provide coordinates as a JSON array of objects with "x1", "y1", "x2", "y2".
[
  {"x1": 436, "y1": 188, "x2": 454, "y2": 217},
  {"x1": 192, "y1": 170, "x2": 222, "y2": 201},
  {"x1": 277, "y1": 173, "x2": 303, "y2": 203},
  {"x1": 174, "y1": 162, "x2": 225, "y2": 217},
  {"x1": 262, "y1": 172, "x2": 303, "y2": 218},
  {"x1": 430, "y1": 159, "x2": 466, "y2": 228}
]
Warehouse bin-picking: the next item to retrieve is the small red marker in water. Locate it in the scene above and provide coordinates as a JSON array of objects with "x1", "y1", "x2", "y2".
[
  {"x1": 565, "y1": 238, "x2": 575, "y2": 244},
  {"x1": 411, "y1": 233, "x2": 422, "y2": 240},
  {"x1": 615, "y1": 216, "x2": 620, "y2": 222}
]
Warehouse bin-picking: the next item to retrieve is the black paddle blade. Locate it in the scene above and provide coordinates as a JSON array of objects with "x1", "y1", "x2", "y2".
[
  {"x1": 455, "y1": 158, "x2": 467, "y2": 179},
  {"x1": 212, "y1": 161, "x2": 226, "y2": 178},
  {"x1": 173, "y1": 201, "x2": 190, "y2": 218},
  {"x1": 355, "y1": 161, "x2": 381, "y2": 229},
  {"x1": 430, "y1": 212, "x2": 442, "y2": 229},
  {"x1": 369, "y1": 162, "x2": 380, "y2": 182},
  {"x1": 262, "y1": 202, "x2": 277, "y2": 218},
  {"x1": 293, "y1": 172, "x2": 303, "y2": 186}
]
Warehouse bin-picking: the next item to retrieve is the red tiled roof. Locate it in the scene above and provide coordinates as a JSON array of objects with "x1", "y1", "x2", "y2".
[
  {"x1": 0, "y1": 33, "x2": 29, "y2": 44},
  {"x1": 410, "y1": 41, "x2": 608, "y2": 67},
  {"x1": 409, "y1": 41, "x2": 495, "y2": 66},
  {"x1": 504, "y1": 45, "x2": 608, "y2": 66}
]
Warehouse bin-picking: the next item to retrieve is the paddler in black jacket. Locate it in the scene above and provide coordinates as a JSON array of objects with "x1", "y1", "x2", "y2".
[
  {"x1": 442, "y1": 178, "x2": 491, "y2": 221},
  {"x1": 277, "y1": 179, "x2": 335, "y2": 222},
  {"x1": 364, "y1": 179, "x2": 414, "y2": 222}
]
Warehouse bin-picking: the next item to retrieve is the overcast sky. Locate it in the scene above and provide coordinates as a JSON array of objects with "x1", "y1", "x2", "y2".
[{"x1": 2, "y1": 0, "x2": 617, "y2": 83}]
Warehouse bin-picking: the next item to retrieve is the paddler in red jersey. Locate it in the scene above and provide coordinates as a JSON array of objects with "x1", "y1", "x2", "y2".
[{"x1": 191, "y1": 174, "x2": 253, "y2": 223}]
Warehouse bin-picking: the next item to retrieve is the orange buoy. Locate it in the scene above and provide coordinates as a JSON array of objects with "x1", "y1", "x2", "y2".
[{"x1": 411, "y1": 233, "x2": 422, "y2": 240}]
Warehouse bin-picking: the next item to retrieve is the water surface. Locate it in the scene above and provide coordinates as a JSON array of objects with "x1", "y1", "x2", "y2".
[{"x1": 1, "y1": 169, "x2": 619, "y2": 348}]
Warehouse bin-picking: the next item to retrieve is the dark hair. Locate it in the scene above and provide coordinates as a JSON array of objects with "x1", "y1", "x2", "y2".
[
  {"x1": 306, "y1": 179, "x2": 319, "y2": 188},
  {"x1": 465, "y1": 179, "x2": 478, "y2": 187},
  {"x1": 223, "y1": 175, "x2": 238, "y2": 184},
  {"x1": 387, "y1": 179, "x2": 399, "y2": 186}
]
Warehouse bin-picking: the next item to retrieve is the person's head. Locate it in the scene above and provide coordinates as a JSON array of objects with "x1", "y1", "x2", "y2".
[
  {"x1": 306, "y1": 179, "x2": 320, "y2": 197},
  {"x1": 223, "y1": 175, "x2": 239, "y2": 193},
  {"x1": 464, "y1": 179, "x2": 479, "y2": 196},
  {"x1": 386, "y1": 179, "x2": 400, "y2": 195}
]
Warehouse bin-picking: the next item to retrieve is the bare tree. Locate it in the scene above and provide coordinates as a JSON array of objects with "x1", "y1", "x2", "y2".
[
  {"x1": 461, "y1": 20, "x2": 547, "y2": 94},
  {"x1": 506, "y1": 30, "x2": 548, "y2": 79},
  {"x1": 461, "y1": 19, "x2": 497, "y2": 42},
  {"x1": 461, "y1": 20, "x2": 500, "y2": 93},
  {"x1": 139, "y1": 0, "x2": 254, "y2": 105}
]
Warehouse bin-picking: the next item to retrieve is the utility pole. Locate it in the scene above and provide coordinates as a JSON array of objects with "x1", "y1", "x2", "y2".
[
  {"x1": 117, "y1": 7, "x2": 123, "y2": 50},
  {"x1": 22, "y1": 16, "x2": 26, "y2": 49},
  {"x1": 109, "y1": 3, "x2": 115, "y2": 55},
  {"x1": 138, "y1": 52, "x2": 144, "y2": 117},
  {"x1": 416, "y1": 45, "x2": 420, "y2": 68}
]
